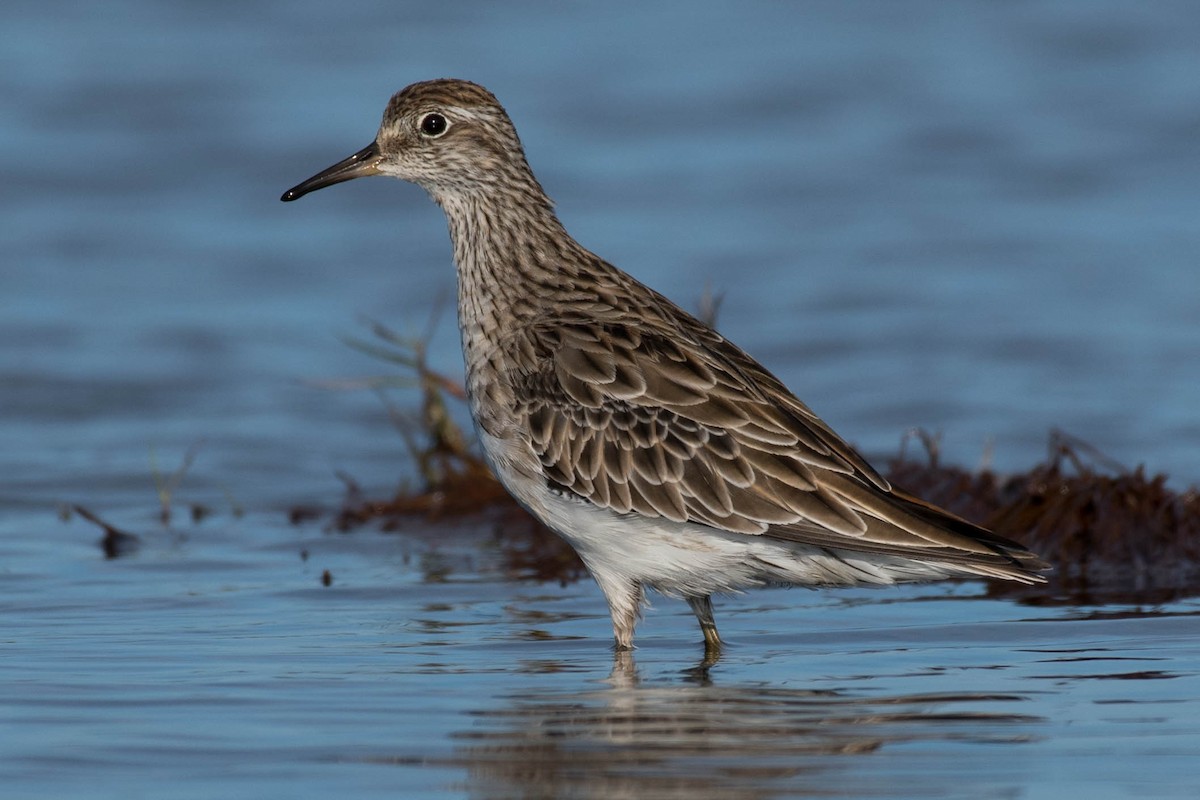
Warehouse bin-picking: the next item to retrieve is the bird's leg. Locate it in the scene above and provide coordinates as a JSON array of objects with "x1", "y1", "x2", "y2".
[
  {"x1": 687, "y1": 595, "x2": 722, "y2": 652},
  {"x1": 608, "y1": 582, "x2": 644, "y2": 651}
]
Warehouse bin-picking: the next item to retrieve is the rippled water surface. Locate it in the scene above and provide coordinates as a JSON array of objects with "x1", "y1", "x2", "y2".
[{"x1": 4, "y1": 2, "x2": 1199, "y2": 797}]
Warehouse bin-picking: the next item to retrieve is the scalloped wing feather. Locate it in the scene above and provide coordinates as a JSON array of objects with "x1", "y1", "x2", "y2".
[{"x1": 511, "y1": 309, "x2": 1047, "y2": 581}]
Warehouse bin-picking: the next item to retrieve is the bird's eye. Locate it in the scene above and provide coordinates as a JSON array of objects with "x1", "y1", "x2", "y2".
[{"x1": 419, "y1": 113, "x2": 449, "y2": 138}]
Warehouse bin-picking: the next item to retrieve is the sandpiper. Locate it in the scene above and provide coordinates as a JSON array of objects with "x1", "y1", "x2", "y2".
[{"x1": 282, "y1": 79, "x2": 1048, "y2": 652}]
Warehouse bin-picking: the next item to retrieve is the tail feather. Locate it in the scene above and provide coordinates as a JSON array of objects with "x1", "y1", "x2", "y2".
[{"x1": 765, "y1": 480, "x2": 1051, "y2": 583}]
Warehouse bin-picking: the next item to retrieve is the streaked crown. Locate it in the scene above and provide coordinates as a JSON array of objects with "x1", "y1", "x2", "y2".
[{"x1": 374, "y1": 78, "x2": 535, "y2": 197}]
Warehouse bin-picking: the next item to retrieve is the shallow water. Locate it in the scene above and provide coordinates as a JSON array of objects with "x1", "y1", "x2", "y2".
[
  {"x1": 6, "y1": 511, "x2": 1199, "y2": 798},
  {"x1": 4, "y1": 1, "x2": 1200, "y2": 797}
]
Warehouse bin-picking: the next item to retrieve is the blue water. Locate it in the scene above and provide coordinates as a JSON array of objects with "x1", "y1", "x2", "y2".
[{"x1": 3, "y1": 2, "x2": 1199, "y2": 797}]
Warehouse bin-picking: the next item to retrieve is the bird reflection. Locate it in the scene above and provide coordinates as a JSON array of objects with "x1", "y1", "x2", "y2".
[
  {"x1": 603, "y1": 647, "x2": 719, "y2": 689},
  {"x1": 444, "y1": 652, "x2": 1042, "y2": 799}
]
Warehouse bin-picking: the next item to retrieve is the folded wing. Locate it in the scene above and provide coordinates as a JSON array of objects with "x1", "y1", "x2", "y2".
[{"x1": 511, "y1": 311, "x2": 1048, "y2": 582}]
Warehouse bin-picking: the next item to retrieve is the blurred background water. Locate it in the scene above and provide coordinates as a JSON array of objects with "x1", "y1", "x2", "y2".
[{"x1": 3, "y1": 2, "x2": 1199, "y2": 798}]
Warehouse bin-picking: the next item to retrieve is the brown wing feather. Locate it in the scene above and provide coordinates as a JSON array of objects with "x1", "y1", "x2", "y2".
[{"x1": 510, "y1": 307, "x2": 1047, "y2": 581}]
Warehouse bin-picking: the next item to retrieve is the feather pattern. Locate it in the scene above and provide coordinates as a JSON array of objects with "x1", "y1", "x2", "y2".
[{"x1": 507, "y1": 316, "x2": 1045, "y2": 578}]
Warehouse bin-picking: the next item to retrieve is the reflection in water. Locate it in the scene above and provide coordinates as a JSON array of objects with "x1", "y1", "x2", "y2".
[{"x1": 441, "y1": 654, "x2": 1041, "y2": 799}]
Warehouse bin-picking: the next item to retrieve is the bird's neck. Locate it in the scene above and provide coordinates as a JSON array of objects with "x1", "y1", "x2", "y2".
[
  {"x1": 432, "y1": 181, "x2": 581, "y2": 371},
  {"x1": 437, "y1": 182, "x2": 579, "y2": 314}
]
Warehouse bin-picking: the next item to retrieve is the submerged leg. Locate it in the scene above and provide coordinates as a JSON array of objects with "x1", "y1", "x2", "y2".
[{"x1": 686, "y1": 595, "x2": 722, "y2": 651}]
